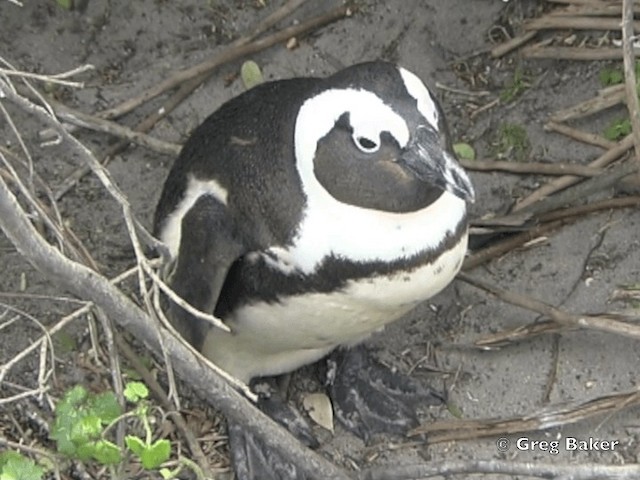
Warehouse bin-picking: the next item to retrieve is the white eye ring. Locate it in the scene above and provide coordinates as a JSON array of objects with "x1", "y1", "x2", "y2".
[{"x1": 353, "y1": 134, "x2": 380, "y2": 153}]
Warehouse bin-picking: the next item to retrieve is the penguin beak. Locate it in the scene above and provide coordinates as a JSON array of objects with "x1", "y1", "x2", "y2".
[{"x1": 400, "y1": 125, "x2": 475, "y2": 203}]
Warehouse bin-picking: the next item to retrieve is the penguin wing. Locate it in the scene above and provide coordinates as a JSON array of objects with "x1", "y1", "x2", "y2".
[{"x1": 167, "y1": 194, "x2": 245, "y2": 349}]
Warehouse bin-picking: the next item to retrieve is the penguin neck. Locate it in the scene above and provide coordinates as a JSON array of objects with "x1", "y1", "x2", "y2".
[{"x1": 283, "y1": 182, "x2": 468, "y2": 275}]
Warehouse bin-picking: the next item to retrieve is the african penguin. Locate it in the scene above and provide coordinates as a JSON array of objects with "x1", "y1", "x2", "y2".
[{"x1": 153, "y1": 61, "x2": 474, "y2": 386}]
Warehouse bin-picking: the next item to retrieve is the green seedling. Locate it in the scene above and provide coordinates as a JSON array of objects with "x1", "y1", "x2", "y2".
[
  {"x1": 50, "y1": 385, "x2": 122, "y2": 464},
  {"x1": 123, "y1": 382, "x2": 171, "y2": 470},
  {"x1": 453, "y1": 142, "x2": 476, "y2": 161},
  {"x1": 500, "y1": 67, "x2": 530, "y2": 103},
  {"x1": 493, "y1": 123, "x2": 530, "y2": 162},
  {"x1": 604, "y1": 118, "x2": 632, "y2": 141},
  {"x1": 50, "y1": 382, "x2": 173, "y2": 475},
  {"x1": 0, "y1": 451, "x2": 44, "y2": 480},
  {"x1": 241, "y1": 60, "x2": 264, "y2": 90}
]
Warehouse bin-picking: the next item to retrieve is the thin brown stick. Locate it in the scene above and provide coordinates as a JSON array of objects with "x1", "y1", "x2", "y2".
[
  {"x1": 409, "y1": 387, "x2": 640, "y2": 444},
  {"x1": 549, "y1": 84, "x2": 625, "y2": 123},
  {"x1": 550, "y1": 4, "x2": 640, "y2": 17},
  {"x1": 46, "y1": 97, "x2": 180, "y2": 156},
  {"x1": 460, "y1": 158, "x2": 602, "y2": 177},
  {"x1": 361, "y1": 458, "x2": 640, "y2": 480},
  {"x1": 523, "y1": 46, "x2": 625, "y2": 61},
  {"x1": 491, "y1": 30, "x2": 538, "y2": 58},
  {"x1": 457, "y1": 272, "x2": 640, "y2": 340},
  {"x1": 482, "y1": 160, "x2": 638, "y2": 227},
  {"x1": 544, "y1": 121, "x2": 616, "y2": 150},
  {"x1": 513, "y1": 134, "x2": 633, "y2": 211},
  {"x1": 526, "y1": 15, "x2": 640, "y2": 32}
]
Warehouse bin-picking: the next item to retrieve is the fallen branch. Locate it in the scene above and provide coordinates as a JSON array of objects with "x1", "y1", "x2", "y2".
[
  {"x1": 410, "y1": 386, "x2": 640, "y2": 445},
  {"x1": 514, "y1": 134, "x2": 634, "y2": 211},
  {"x1": 544, "y1": 121, "x2": 616, "y2": 150},
  {"x1": 460, "y1": 158, "x2": 602, "y2": 177},
  {"x1": 458, "y1": 272, "x2": 640, "y2": 340},
  {"x1": 361, "y1": 458, "x2": 640, "y2": 480},
  {"x1": 549, "y1": 84, "x2": 625, "y2": 123},
  {"x1": 622, "y1": 0, "x2": 640, "y2": 164},
  {"x1": 523, "y1": 46, "x2": 625, "y2": 61}
]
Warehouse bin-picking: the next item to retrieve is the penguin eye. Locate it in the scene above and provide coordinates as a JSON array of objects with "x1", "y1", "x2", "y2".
[{"x1": 353, "y1": 135, "x2": 380, "y2": 153}]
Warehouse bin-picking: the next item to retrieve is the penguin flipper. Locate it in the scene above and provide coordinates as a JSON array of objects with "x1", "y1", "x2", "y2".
[
  {"x1": 329, "y1": 345, "x2": 445, "y2": 444},
  {"x1": 168, "y1": 195, "x2": 245, "y2": 349}
]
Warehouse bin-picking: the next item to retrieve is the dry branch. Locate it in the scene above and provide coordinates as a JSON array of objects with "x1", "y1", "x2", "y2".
[
  {"x1": 361, "y1": 458, "x2": 640, "y2": 480},
  {"x1": 410, "y1": 387, "x2": 640, "y2": 444},
  {"x1": 549, "y1": 84, "x2": 625, "y2": 123},
  {"x1": 514, "y1": 134, "x2": 634, "y2": 211},
  {"x1": 545, "y1": 121, "x2": 616, "y2": 149},
  {"x1": 526, "y1": 15, "x2": 640, "y2": 32},
  {"x1": 458, "y1": 272, "x2": 640, "y2": 340},
  {"x1": 523, "y1": 46, "x2": 625, "y2": 61},
  {"x1": 460, "y1": 158, "x2": 602, "y2": 177}
]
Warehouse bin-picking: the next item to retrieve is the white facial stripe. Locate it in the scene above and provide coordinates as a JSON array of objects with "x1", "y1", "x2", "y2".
[
  {"x1": 399, "y1": 67, "x2": 439, "y2": 128},
  {"x1": 295, "y1": 88, "x2": 410, "y2": 189},
  {"x1": 159, "y1": 175, "x2": 229, "y2": 257}
]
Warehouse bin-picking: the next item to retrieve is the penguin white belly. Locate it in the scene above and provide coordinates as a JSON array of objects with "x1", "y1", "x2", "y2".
[{"x1": 201, "y1": 235, "x2": 467, "y2": 382}]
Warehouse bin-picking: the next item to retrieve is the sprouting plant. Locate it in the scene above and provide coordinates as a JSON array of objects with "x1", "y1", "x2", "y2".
[
  {"x1": 0, "y1": 451, "x2": 45, "y2": 480},
  {"x1": 50, "y1": 382, "x2": 179, "y2": 478},
  {"x1": 50, "y1": 385, "x2": 123, "y2": 465},
  {"x1": 493, "y1": 123, "x2": 530, "y2": 161},
  {"x1": 500, "y1": 67, "x2": 530, "y2": 103},
  {"x1": 604, "y1": 118, "x2": 632, "y2": 141}
]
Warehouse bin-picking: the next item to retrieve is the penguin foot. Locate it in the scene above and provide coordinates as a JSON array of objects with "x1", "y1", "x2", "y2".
[
  {"x1": 328, "y1": 346, "x2": 445, "y2": 444},
  {"x1": 228, "y1": 390, "x2": 318, "y2": 480}
]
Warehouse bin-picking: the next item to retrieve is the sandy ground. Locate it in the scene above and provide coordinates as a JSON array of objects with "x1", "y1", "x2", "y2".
[{"x1": 1, "y1": 0, "x2": 639, "y2": 478}]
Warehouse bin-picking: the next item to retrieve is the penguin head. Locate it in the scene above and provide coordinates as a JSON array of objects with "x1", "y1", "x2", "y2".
[{"x1": 294, "y1": 62, "x2": 474, "y2": 214}]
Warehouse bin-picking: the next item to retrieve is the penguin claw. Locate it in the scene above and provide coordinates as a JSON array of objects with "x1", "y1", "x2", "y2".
[
  {"x1": 228, "y1": 395, "x2": 318, "y2": 480},
  {"x1": 328, "y1": 346, "x2": 444, "y2": 444}
]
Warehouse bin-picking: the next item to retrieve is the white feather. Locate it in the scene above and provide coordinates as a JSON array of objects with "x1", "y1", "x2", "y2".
[
  {"x1": 159, "y1": 175, "x2": 229, "y2": 257},
  {"x1": 399, "y1": 67, "x2": 439, "y2": 128}
]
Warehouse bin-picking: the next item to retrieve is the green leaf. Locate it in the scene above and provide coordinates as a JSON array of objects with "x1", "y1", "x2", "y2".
[
  {"x1": 159, "y1": 468, "x2": 173, "y2": 479},
  {"x1": 240, "y1": 61, "x2": 263, "y2": 90},
  {"x1": 93, "y1": 440, "x2": 122, "y2": 465},
  {"x1": 56, "y1": 0, "x2": 73, "y2": 10},
  {"x1": 604, "y1": 118, "x2": 632, "y2": 141},
  {"x1": 453, "y1": 142, "x2": 476, "y2": 160},
  {"x1": 0, "y1": 452, "x2": 44, "y2": 480},
  {"x1": 124, "y1": 382, "x2": 149, "y2": 403},
  {"x1": 91, "y1": 391, "x2": 121, "y2": 423},
  {"x1": 599, "y1": 67, "x2": 623, "y2": 86},
  {"x1": 140, "y1": 439, "x2": 171, "y2": 470},
  {"x1": 125, "y1": 435, "x2": 146, "y2": 457},
  {"x1": 446, "y1": 402, "x2": 464, "y2": 418},
  {"x1": 64, "y1": 385, "x2": 88, "y2": 406}
]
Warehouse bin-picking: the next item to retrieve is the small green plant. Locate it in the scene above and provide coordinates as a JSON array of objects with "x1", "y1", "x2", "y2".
[
  {"x1": 50, "y1": 385, "x2": 122, "y2": 464},
  {"x1": 500, "y1": 67, "x2": 530, "y2": 103},
  {"x1": 0, "y1": 451, "x2": 44, "y2": 480},
  {"x1": 493, "y1": 123, "x2": 530, "y2": 161},
  {"x1": 123, "y1": 382, "x2": 171, "y2": 471},
  {"x1": 604, "y1": 118, "x2": 632, "y2": 141},
  {"x1": 50, "y1": 382, "x2": 174, "y2": 477},
  {"x1": 599, "y1": 60, "x2": 640, "y2": 87}
]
